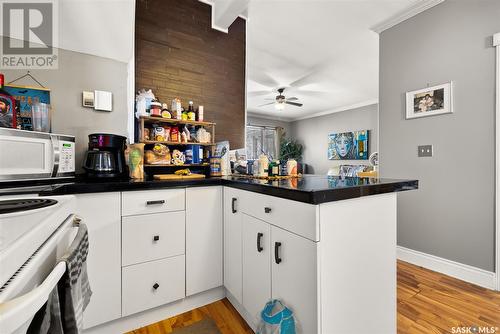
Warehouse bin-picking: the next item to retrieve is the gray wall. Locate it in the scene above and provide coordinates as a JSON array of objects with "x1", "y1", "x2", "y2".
[
  {"x1": 247, "y1": 114, "x2": 292, "y2": 135},
  {"x1": 379, "y1": 0, "x2": 500, "y2": 271},
  {"x1": 3, "y1": 47, "x2": 128, "y2": 171},
  {"x1": 289, "y1": 104, "x2": 378, "y2": 175}
]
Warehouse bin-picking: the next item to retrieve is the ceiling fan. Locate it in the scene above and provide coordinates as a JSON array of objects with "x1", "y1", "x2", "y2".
[{"x1": 258, "y1": 88, "x2": 303, "y2": 110}]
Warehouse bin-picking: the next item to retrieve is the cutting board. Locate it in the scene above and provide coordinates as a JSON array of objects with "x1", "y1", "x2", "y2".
[{"x1": 153, "y1": 173, "x2": 206, "y2": 181}]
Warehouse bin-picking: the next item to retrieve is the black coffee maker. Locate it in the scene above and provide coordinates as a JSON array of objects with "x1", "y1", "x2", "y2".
[{"x1": 83, "y1": 133, "x2": 128, "y2": 179}]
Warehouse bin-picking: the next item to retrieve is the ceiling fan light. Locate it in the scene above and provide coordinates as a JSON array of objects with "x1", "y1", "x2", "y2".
[{"x1": 275, "y1": 102, "x2": 285, "y2": 111}]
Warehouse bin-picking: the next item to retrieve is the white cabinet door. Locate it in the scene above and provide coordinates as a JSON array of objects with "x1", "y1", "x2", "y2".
[
  {"x1": 242, "y1": 214, "x2": 271, "y2": 326},
  {"x1": 223, "y1": 187, "x2": 243, "y2": 303},
  {"x1": 186, "y1": 186, "x2": 223, "y2": 296},
  {"x1": 75, "y1": 193, "x2": 121, "y2": 329},
  {"x1": 271, "y1": 226, "x2": 317, "y2": 334}
]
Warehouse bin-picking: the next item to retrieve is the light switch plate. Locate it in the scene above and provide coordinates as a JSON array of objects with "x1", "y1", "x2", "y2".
[{"x1": 418, "y1": 145, "x2": 433, "y2": 157}]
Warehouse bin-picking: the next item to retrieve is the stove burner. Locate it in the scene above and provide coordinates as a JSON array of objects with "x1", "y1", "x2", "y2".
[{"x1": 0, "y1": 198, "x2": 58, "y2": 214}]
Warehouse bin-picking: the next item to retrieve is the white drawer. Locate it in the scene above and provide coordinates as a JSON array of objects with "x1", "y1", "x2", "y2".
[
  {"x1": 121, "y1": 189, "x2": 185, "y2": 216},
  {"x1": 122, "y1": 256, "x2": 185, "y2": 316},
  {"x1": 238, "y1": 189, "x2": 319, "y2": 241},
  {"x1": 122, "y1": 211, "x2": 185, "y2": 266}
]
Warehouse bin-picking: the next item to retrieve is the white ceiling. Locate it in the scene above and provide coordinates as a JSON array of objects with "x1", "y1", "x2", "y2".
[
  {"x1": 59, "y1": 0, "x2": 135, "y2": 63},
  {"x1": 246, "y1": 0, "x2": 422, "y2": 121}
]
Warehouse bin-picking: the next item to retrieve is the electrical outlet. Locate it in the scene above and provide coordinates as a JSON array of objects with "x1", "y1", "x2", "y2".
[{"x1": 418, "y1": 145, "x2": 433, "y2": 157}]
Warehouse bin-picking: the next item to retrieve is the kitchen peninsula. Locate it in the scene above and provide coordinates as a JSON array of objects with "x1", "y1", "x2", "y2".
[{"x1": 1, "y1": 175, "x2": 417, "y2": 334}]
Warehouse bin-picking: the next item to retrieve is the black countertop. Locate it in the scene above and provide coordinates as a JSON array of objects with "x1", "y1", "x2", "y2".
[{"x1": 0, "y1": 175, "x2": 418, "y2": 204}]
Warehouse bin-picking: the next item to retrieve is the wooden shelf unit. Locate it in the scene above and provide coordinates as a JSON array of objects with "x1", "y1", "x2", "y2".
[
  {"x1": 139, "y1": 116, "x2": 216, "y2": 148},
  {"x1": 144, "y1": 163, "x2": 209, "y2": 167},
  {"x1": 139, "y1": 116, "x2": 216, "y2": 171},
  {"x1": 140, "y1": 116, "x2": 215, "y2": 127},
  {"x1": 141, "y1": 141, "x2": 215, "y2": 146}
]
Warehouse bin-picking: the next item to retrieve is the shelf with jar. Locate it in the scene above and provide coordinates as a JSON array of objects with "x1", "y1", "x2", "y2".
[
  {"x1": 138, "y1": 117, "x2": 215, "y2": 146},
  {"x1": 135, "y1": 93, "x2": 217, "y2": 171},
  {"x1": 139, "y1": 119, "x2": 215, "y2": 169}
]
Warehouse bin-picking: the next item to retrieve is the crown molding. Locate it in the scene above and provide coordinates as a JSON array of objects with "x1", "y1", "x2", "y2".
[
  {"x1": 292, "y1": 99, "x2": 379, "y2": 122},
  {"x1": 371, "y1": 0, "x2": 446, "y2": 34},
  {"x1": 494, "y1": 32, "x2": 500, "y2": 47},
  {"x1": 247, "y1": 99, "x2": 379, "y2": 123},
  {"x1": 247, "y1": 112, "x2": 293, "y2": 123}
]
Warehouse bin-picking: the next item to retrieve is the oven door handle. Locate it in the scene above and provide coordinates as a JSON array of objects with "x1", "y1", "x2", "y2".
[{"x1": 0, "y1": 262, "x2": 66, "y2": 334}]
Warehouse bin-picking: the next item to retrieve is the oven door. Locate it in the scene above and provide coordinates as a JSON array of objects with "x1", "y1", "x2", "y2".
[{"x1": 0, "y1": 128, "x2": 55, "y2": 181}]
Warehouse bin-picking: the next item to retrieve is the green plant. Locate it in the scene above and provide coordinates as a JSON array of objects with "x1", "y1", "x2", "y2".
[{"x1": 279, "y1": 137, "x2": 303, "y2": 161}]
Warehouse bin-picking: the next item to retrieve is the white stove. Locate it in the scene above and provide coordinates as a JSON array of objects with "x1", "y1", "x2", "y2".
[{"x1": 0, "y1": 194, "x2": 75, "y2": 288}]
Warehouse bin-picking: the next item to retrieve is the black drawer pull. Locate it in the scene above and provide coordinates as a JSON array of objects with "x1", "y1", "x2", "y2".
[
  {"x1": 153, "y1": 283, "x2": 160, "y2": 290},
  {"x1": 264, "y1": 207, "x2": 272, "y2": 213},
  {"x1": 153, "y1": 235, "x2": 160, "y2": 241},
  {"x1": 274, "y1": 242, "x2": 282, "y2": 264},
  {"x1": 146, "y1": 200, "x2": 165, "y2": 206},
  {"x1": 257, "y1": 232, "x2": 264, "y2": 252},
  {"x1": 232, "y1": 197, "x2": 237, "y2": 213}
]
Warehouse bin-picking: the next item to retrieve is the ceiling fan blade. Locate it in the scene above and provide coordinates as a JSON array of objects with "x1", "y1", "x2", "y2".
[
  {"x1": 289, "y1": 61, "x2": 332, "y2": 88},
  {"x1": 248, "y1": 90, "x2": 273, "y2": 97},
  {"x1": 248, "y1": 71, "x2": 280, "y2": 88},
  {"x1": 285, "y1": 101, "x2": 303, "y2": 107},
  {"x1": 286, "y1": 97, "x2": 299, "y2": 101},
  {"x1": 258, "y1": 102, "x2": 276, "y2": 107}
]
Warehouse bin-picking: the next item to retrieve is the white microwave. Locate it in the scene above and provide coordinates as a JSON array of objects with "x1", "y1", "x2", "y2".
[{"x1": 0, "y1": 128, "x2": 75, "y2": 182}]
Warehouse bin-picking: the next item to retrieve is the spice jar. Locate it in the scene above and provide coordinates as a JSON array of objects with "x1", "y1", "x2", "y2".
[
  {"x1": 210, "y1": 157, "x2": 222, "y2": 177},
  {"x1": 150, "y1": 101, "x2": 162, "y2": 117}
]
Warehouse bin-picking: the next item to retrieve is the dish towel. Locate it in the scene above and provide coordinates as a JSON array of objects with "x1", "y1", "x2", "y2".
[
  {"x1": 58, "y1": 223, "x2": 92, "y2": 334},
  {"x1": 27, "y1": 287, "x2": 64, "y2": 334},
  {"x1": 257, "y1": 299, "x2": 296, "y2": 334}
]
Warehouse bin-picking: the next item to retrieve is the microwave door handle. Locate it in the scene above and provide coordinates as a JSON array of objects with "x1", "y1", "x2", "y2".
[{"x1": 50, "y1": 135, "x2": 60, "y2": 177}]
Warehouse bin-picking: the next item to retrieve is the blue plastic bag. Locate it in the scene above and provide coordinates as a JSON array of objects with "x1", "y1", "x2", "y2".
[{"x1": 256, "y1": 300, "x2": 296, "y2": 334}]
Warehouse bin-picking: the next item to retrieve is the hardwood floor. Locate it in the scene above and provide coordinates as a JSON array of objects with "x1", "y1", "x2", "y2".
[
  {"x1": 127, "y1": 261, "x2": 500, "y2": 334},
  {"x1": 126, "y1": 298, "x2": 253, "y2": 334},
  {"x1": 397, "y1": 260, "x2": 500, "y2": 334}
]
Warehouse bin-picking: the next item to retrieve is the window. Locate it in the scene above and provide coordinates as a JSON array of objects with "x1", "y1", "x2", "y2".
[{"x1": 246, "y1": 125, "x2": 279, "y2": 160}]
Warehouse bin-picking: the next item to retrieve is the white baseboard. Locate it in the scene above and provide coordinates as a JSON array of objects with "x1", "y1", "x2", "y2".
[
  {"x1": 397, "y1": 246, "x2": 497, "y2": 290},
  {"x1": 83, "y1": 287, "x2": 226, "y2": 334}
]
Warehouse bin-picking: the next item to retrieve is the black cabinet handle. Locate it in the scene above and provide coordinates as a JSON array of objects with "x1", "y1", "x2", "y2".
[
  {"x1": 232, "y1": 197, "x2": 237, "y2": 213},
  {"x1": 274, "y1": 242, "x2": 282, "y2": 264},
  {"x1": 257, "y1": 232, "x2": 264, "y2": 252},
  {"x1": 147, "y1": 200, "x2": 165, "y2": 206},
  {"x1": 264, "y1": 207, "x2": 272, "y2": 213},
  {"x1": 153, "y1": 283, "x2": 160, "y2": 290},
  {"x1": 153, "y1": 235, "x2": 160, "y2": 241}
]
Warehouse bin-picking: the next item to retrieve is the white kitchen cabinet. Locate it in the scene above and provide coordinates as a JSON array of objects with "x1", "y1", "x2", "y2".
[
  {"x1": 121, "y1": 188, "x2": 185, "y2": 216},
  {"x1": 75, "y1": 193, "x2": 122, "y2": 329},
  {"x1": 122, "y1": 255, "x2": 185, "y2": 316},
  {"x1": 223, "y1": 187, "x2": 244, "y2": 303},
  {"x1": 242, "y1": 214, "x2": 271, "y2": 326},
  {"x1": 271, "y1": 225, "x2": 317, "y2": 334},
  {"x1": 122, "y1": 211, "x2": 185, "y2": 266},
  {"x1": 186, "y1": 186, "x2": 223, "y2": 296},
  {"x1": 240, "y1": 190, "x2": 319, "y2": 241}
]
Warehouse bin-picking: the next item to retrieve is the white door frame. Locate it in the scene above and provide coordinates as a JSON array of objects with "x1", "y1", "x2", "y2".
[{"x1": 494, "y1": 32, "x2": 500, "y2": 291}]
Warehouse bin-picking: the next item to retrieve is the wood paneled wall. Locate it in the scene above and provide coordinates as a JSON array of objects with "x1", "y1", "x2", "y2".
[{"x1": 135, "y1": 0, "x2": 246, "y2": 149}]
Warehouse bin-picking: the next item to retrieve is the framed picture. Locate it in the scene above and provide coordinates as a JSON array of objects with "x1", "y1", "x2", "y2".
[
  {"x1": 3, "y1": 84, "x2": 51, "y2": 131},
  {"x1": 328, "y1": 130, "x2": 369, "y2": 160},
  {"x1": 406, "y1": 82, "x2": 452, "y2": 119}
]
